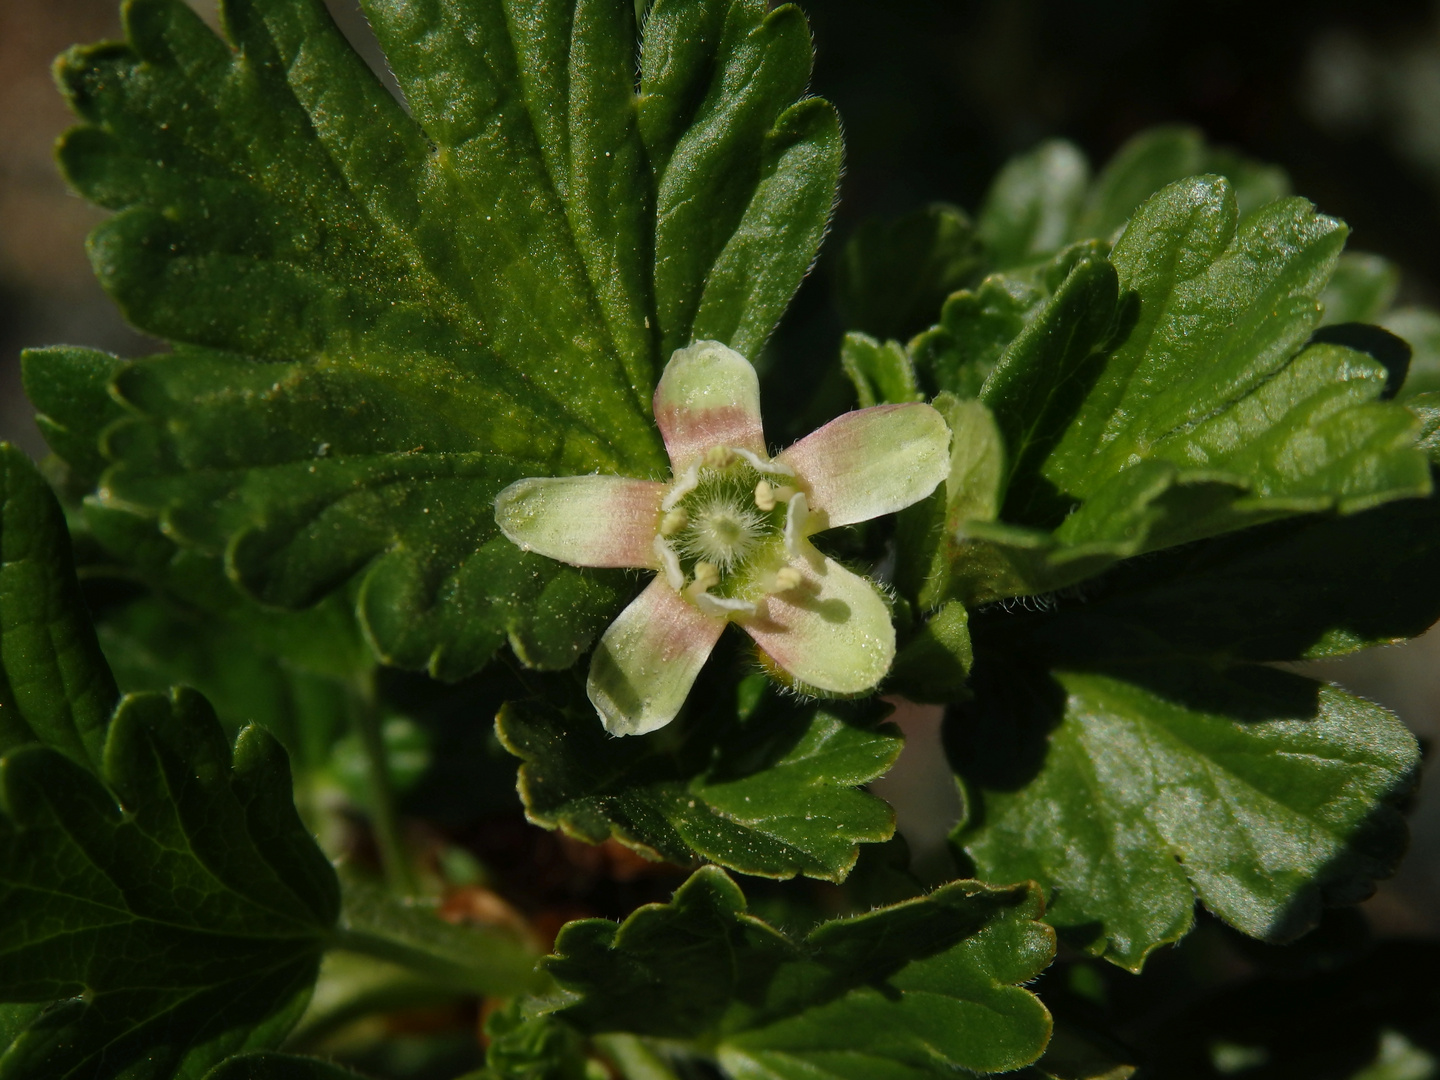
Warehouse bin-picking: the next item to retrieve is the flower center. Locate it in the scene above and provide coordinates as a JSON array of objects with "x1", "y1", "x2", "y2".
[
  {"x1": 680, "y1": 492, "x2": 766, "y2": 571},
  {"x1": 655, "y1": 446, "x2": 809, "y2": 616}
]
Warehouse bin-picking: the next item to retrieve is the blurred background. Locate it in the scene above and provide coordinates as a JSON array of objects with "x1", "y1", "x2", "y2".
[{"x1": 2, "y1": 0, "x2": 1438, "y2": 932}]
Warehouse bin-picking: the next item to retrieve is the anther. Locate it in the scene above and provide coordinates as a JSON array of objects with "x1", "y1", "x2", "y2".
[
  {"x1": 690, "y1": 562, "x2": 720, "y2": 591},
  {"x1": 754, "y1": 480, "x2": 775, "y2": 511},
  {"x1": 660, "y1": 508, "x2": 688, "y2": 536},
  {"x1": 704, "y1": 446, "x2": 735, "y2": 468},
  {"x1": 773, "y1": 566, "x2": 803, "y2": 591}
]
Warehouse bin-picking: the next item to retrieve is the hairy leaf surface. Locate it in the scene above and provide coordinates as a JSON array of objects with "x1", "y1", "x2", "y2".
[
  {"x1": 922, "y1": 178, "x2": 1430, "y2": 605},
  {"x1": 547, "y1": 866, "x2": 1055, "y2": 1078},
  {"x1": 53, "y1": 0, "x2": 841, "y2": 679},
  {"x1": 498, "y1": 672, "x2": 902, "y2": 882}
]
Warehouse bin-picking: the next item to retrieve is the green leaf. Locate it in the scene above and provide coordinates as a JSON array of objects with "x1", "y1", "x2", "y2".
[
  {"x1": 0, "y1": 444, "x2": 116, "y2": 767},
  {"x1": 497, "y1": 670, "x2": 902, "y2": 882},
  {"x1": 1382, "y1": 307, "x2": 1440, "y2": 399},
  {"x1": 480, "y1": 999, "x2": 589, "y2": 1080},
  {"x1": 332, "y1": 877, "x2": 542, "y2": 997},
  {"x1": 909, "y1": 240, "x2": 1104, "y2": 402},
  {"x1": 948, "y1": 659, "x2": 1419, "y2": 972},
  {"x1": 936, "y1": 178, "x2": 1431, "y2": 604},
  {"x1": 1410, "y1": 393, "x2": 1440, "y2": 462},
  {"x1": 889, "y1": 600, "x2": 973, "y2": 704},
  {"x1": 1027, "y1": 490, "x2": 1440, "y2": 664},
  {"x1": 839, "y1": 332, "x2": 921, "y2": 407},
  {"x1": 58, "y1": 0, "x2": 841, "y2": 680},
  {"x1": 203, "y1": 1054, "x2": 367, "y2": 1080},
  {"x1": 1073, "y1": 125, "x2": 1289, "y2": 244},
  {"x1": 978, "y1": 140, "x2": 1090, "y2": 270},
  {"x1": 837, "y1": 203, "x2": 985, "y2": 340},
  {"x1": 546, "y1": 866, "x2": 1055, "y2": 1077},
  {"x1": 20, "y1": 347, "x2": 130, "y2": 496},
  {"x1": 0, "y1": 688, "x2": 341, "y2": 1079},
  {"x1": 972, "y1": 127, "x2": 1288, "y2": 272},
  {"x1": 1320, "y1": 252, "x2": 1400, "y2": 326},
  {"x1": 945, "y1": 492, "x2": 1440, "y2": 970}
]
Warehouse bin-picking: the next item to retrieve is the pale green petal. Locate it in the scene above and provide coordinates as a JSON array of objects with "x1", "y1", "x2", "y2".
[
  {"x1": 740, "y1": 549, "x2": 895, "y2": 694},
  {"x1": 653, "y1": 340, "x2": 768, "y2": 472},
  {"x1": 776, "y1": 403, "x2": 951, "y2": 529},
  {"x1": 495, "y1": 475, "x2": 665, "y2": 568},
  {"x1": 588, "y1": 577, "x2": 726, "y2": 736}
]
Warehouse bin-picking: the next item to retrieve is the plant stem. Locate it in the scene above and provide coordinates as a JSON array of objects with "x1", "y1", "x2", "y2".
[
  {"x1": 325, "y1": 927, "x2": 542, "y2": 997},
  {"x1": 352, "y1": 672, "x2": 417, "y2": 896},
  {"x1": 593, "y1": 1035, "x2": 684, "y2": 1080}
]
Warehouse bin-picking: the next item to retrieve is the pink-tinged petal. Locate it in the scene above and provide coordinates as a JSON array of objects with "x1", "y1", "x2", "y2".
[
  {"x1": 740, "y1": 550, "x2": 895, "y2": 695},
  {"x1": 775, "y1": 403, "x2": 951, "y2": 529},
  {"x1": 495, "y1": 475, "x2": 664, "y2": 569},
  {"x1": 653, "y1": 340, "x2": 768, "y2": 472},
  {"x1": 588, "y1": 577, "x2": 726, "y2": 736}
]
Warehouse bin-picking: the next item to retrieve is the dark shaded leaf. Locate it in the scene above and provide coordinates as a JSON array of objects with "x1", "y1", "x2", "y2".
[
  {"x1": 497, "y1": 670, "x2": 901, "y2": 882},
  {"x1": 0, "y1": 689, "x2": 340, "y2": 1079},
  {"x1": 1135, "y1": 940, "x2": 1440, "y2": 1079},
  {"x1": 547, "y1": 866, "x2": 1055, "y2": 1077},
  {"x1": 0, "y1": 444, "x2": 116, "y2": 767},
  {"x1": 837, "y1": 203, "x2": 985, "y2": 341},
  {"x1": 203, "y1": 1054, "x2": 369, "y2": 1080}
]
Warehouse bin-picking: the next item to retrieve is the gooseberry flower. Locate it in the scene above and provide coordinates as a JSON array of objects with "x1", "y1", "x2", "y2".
[{"x1": 495, "y1": 341, "x2": 951, "y2": 736}]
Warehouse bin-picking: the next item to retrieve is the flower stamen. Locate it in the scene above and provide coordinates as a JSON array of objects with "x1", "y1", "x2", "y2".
[
  {"x1": 773, "y1": 566, "x2": 803, "y2": 592},
  {"x1": 653, "y1": 535, "x2": 684, "y2": 591},
  {"x1": 784, "y1": 492, "x2": 810, "y2": 558}
]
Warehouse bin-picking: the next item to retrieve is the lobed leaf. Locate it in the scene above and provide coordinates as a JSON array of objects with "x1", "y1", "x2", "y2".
[
  {"x1": 54, "y1": 0, "x2": 841, "y2": 680},
  {"x1": 0, "y1": 689, "x2": 340, "y2": 1079},
  {"x1": 941, "y1": 474, "x2": 1440, "y2": 970},
  {"x1": 837, "y1": 203, "x2": 985, "y2": 342},
  {"x1": 0, "y1": 444, "x2": 116, "y2": 768},
  {"x1": 0, "y1": 449, "x2": 344, "y2": 1078},
  {"x1": 546, "y1": 866, "x2": 1055, "y2": 1077},
  {"x1": 497, "y1": 670, "x2": 902, "y2": 882},
  {"x1": 921, "y1": 178, "x2": 1430, "y2": 606},
  {"x1": 948, "y1": 657, "x2": 1419, "y2": 972},
  {"x1": 978, "y1": 139, "x2": 1089, "y2": 270}
]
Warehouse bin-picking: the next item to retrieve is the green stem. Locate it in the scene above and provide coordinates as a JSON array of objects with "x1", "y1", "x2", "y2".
[
  {"x1": 593, "y1": 1035, "x2": 684, "y2": 1080},
  {"x1": 352, "y1": 672, "x2": 417, "y2": 896},
  {"x1": 325, "y1": 927, "x2": 543, "y2": 998}
]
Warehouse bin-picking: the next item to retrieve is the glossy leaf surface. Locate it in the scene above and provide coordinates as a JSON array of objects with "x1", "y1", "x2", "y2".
[{"x1": 948, "y1": 658, "x2": 1418, "y2": 972}]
